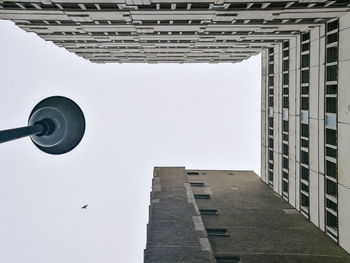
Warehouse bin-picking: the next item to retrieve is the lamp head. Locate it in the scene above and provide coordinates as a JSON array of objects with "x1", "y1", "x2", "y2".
[{"x1": 28, "y1": 96, "x2": 85, "y2": 155}]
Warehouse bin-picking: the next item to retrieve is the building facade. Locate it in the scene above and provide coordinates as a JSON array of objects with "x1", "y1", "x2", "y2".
[
  {"x1": 0, "y1": 1, "x2": 350, "y2": 63},
  {"x1": 261, "y1": 12, "x2": 350, "y2": 254},
  {"x1": 145, "y1": 167, "x2": 350, "y2": 262},
  {"x1": 1, "y1": 0, "x2": 350, "y2": 258}
]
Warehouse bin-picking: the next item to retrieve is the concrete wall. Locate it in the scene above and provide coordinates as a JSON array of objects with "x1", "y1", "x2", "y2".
[
  {"x1": 261, "y1": 14, "x2": 350, "y2": 254},
  {"x1": 338, "y1": 12, "x2": 350, "y2": 254}
]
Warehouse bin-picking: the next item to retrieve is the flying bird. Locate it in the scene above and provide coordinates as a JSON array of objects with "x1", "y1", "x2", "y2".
[{"x1": 81, "y1": 204, "x2": 88, "y2": 209}]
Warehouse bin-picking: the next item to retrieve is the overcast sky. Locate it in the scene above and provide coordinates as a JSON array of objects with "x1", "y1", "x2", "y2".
[{"x1": 0, "y1": 20, "x2": 261, "y2": 263}]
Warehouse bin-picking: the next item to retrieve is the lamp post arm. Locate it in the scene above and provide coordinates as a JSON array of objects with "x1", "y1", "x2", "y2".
[{"x1": 0, "y1": 123, "x2": 45, "y2": 144}]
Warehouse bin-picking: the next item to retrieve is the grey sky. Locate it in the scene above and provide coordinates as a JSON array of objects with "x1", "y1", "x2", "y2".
[{"x1": 0, "y1": 20, "x2": 261, "y2": 263}]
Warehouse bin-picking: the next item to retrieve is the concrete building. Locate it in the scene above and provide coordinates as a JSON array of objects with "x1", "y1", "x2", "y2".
[
  {"x1": 1, "y1": 0, "x2": 350, "y2": 258},
  {"x1": 0, "y1": 1, "x2": 350, "y2": 63},
  {"x1": 145, "y1": 167, "x2": 350, "y2": 262},
  {"x1": 260, "y1": 12, "x2": 350, "y2": 255}
]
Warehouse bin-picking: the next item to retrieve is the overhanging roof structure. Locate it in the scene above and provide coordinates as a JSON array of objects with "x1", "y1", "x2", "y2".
[{"x1": 0, "y1": 1, "x2": 349, "y2": 63}]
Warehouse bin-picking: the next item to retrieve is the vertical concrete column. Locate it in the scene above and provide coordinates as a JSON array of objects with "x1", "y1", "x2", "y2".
[
  {"x1": 308, "y1": 26, "x2": 321, "y2": 227},
  {"x1": 337, "y1": 13, "x2": 350, "y2": 254},
  {"x1": 295, "y1": 34, "x2": 301, "y2": 211},
  {"x1": 273, "y1": 43, "x2": 282, "y2": 194},
  {"x1": 289, "y1": 36, "x2": 298, "y2": 208},
  {"x1": 261, "y1": 49, "x2": 268, "y2": 183},
  {"x1": 318, "y1": 24, "x2": 326, "y2": 232}
]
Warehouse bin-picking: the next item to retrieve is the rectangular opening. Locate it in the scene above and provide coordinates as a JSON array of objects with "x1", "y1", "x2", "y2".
[
  {"x1": 301, "y1": 97, "x2": 309, "y2": 110},
  {"x1": 326, "y1": 128, "x2": 337, "y2": 146},
  {"x1": 190, "y1": 182, "x2": 204, "y2": 187},
  {"x1": 326, "y1": 211, "x2": 338, "y2": 230},
  {"x1": 326, "y1": 160, "x2": 337, "y2": 179},
  {"x1": 301, "y1": 70, "x2": 309, "y2": 84},
  {"x1": 301, "y1": 193, "x2": 309, "y2": 208},
  {"x1": 215, "y1": 256, "x2": 240, "y2": 263},
  {"x1": 326, "y1": 199, "x2": 337, "y2": 212},
  {"x1": 326, "y1": 65, "x2": 337, "y2": 82},
  {"x1": 206, "y1": 228, "x2": 228, "y2": 236},
  {"x1": 283, "y1": 156, "x2": 288, "y2": 168},
  {"x1": 199, "y1": 209, "x2": 218, "y2": 215},
  {"x1": 194, "y1": 194, "x2": 210, "y2": 199},
  {"x1": 326, "y1": 147, "x2": 337, "y2": 158},
  {"x1": 301, "y1": 150, "x2": 309, "y2": 164},
  {"x1": 327, "y1": 47, "x2": 338, "y2": 64},
  {"x1": 283, "y1": 181, "x2": 288, "y2": 193},
  {"x1": 301, "y1": 166, "x2": 309, "y2": 181},
  {"x1": 301, "y1": 54, "x2": 310, "y2": 68},
  {"x1": 326, "y1": 97, "x2": 337, "y2": 113},
  {"x1": 301, "y1": 124, "x2": 309, "y2": 138},
  {"x1": 187, "y1": 172, "x2": 199, "y2": 176},
  {"x1": 326, "y1": 179, "x2": 337, "y2": 197}
]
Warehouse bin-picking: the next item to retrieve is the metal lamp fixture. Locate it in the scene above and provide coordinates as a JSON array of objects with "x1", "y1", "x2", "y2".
[{"x1": 0, "y1": 96, "x2": 85, "y2": 154}]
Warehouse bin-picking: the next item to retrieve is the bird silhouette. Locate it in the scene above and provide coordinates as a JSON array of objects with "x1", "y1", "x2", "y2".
[{"x1": 81, "y1": 205, "x2": 88, "y2": 209}]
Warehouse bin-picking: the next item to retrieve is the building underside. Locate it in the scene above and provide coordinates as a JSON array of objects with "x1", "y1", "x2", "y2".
[{"x1": 0, "y1": 1, "x2": 349, "y2": 63}]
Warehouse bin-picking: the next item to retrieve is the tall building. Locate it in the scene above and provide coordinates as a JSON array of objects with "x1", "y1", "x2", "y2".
[
  {"x1": 145, "y1": 167, "x2": 350, "y2": 262},
  {"x1": 0, "y1": 1, "x2": 349, "y2": 63},
  {"x1": 1, "y1": 0, "x2": 350, "y2": 257},
  {"x1": 260, "y1": 13, "x2": 350, "y2": 253}
]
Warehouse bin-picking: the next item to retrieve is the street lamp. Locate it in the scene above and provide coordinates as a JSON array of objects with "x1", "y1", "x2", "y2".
[{"x1": 0, "y1": 96, "x2": 85, "y2": 154}]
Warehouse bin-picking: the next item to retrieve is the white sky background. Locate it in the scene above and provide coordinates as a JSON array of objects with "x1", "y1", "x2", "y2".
[{"x1": 0, "y1": 20, "x2": 261, "y2": 263}]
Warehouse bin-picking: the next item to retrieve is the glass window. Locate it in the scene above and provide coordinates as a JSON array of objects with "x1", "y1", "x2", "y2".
[
  {"x1": 326, "y1": 113, "x2": 337, "y2": 128},
  {"x1": 206, "y1": 228, "x2": 228, "y2": 236},
  {"x1": 326, "y1": 65, "x2": 337, "y2": 82},
  {"x1": 190, "y1": 182, "x2": 204, "y2": 187},
  {"x1": 200, "y1": 209, "x2": 218, "y2": 215},
  {"x1": 326, "y1": 97, "x2": 337, "y2": 114},
  {"x1": 326, "y1": 128, "x2": 337, "y2": 145},
  {"x1": 326, "y1": 179, "x2": 337, "y2": 197},
  {"x1": 194, "y1": 194, "x2": 210, "y2": 199},
  {"x1": 301, "y1": 110, "x2": 308, "y2": 124},
  {"x1": 326, "y1": 160, "x2": 337, "y2": 179}
]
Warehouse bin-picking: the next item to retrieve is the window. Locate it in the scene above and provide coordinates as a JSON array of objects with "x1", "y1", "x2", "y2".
[
  {"x1": 301, "y1": 110, "x2": 308, "y2": 124},
  {"x1": 326, "y1": 179, "x2": 337, "y2": 197},
  {"x1": 327, "y1": 199, "x2": 337, "y2": 212},
  {"x1": 326, "y1": 147, "x2": 337, "y2": 158},
  {"x1": 301, "y1": 54, "x2": 310, "y2": 68},
  {"x1": 326, "y1": 160, "x2": 337, "y2": 179},
  {"x1": 283, "y1": 181, "x2": 288, "y2": 193},
  {"x1": 301, "y1": 166, "x2": 309, "y2": 181},
  {"x1": 301, "y1": 193, "x2": 309, "y2": 208},
  {"x1": 301, "y1": 70, "x2": 309, "y2": 84},
  {"x1": 215, "y1": 256, "x2": 240, "y2": 263},
  {"x1": 206, "y1": 228, "x2": 228, "y2": 236},
  {"x1": 187, "y1": 172, "x2": 199, "y2": 176},
  {"x1": 326, "y1": 211, "x2": 338, "y2": 229},
  {"x1": 301, "y1": 151, "x2": 309, "y2": 164},
  {"x1": 301, "y1": 97, "x2": 309, "y2": 110},
  {"x1": 326, "y1": 129, "x2": 337, "y2": 145},
  {"x1": 326, "y1": 65, "x2": 337, "y2": 82},
  {"x1": 200, "y1": 209, "x2": 218, "y2": 215},
  {"x1": 326, "y1": 97, "x2": 337, "y2": 113},
  {"x1": 326, "y1": 113, "x2": 336, "y2": 128},
  {"x1": 301, "y1": 139, "x2": 309, "y2": 148},
  {"x1": 190, "y1": 182, "x2": 204, "y2": 187},
  {"x1": 283, "y1": 145, "x2": 288, "y2": 156},
  {"x1": 327, "y1": 47, "x2": 338, "y2": 63},
  {"x1": 194, "y1": 194, "x2": 210, "y2": 199},
  {"x1": 301, "y1": 124, "x2": 309, "y2": 137}
]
